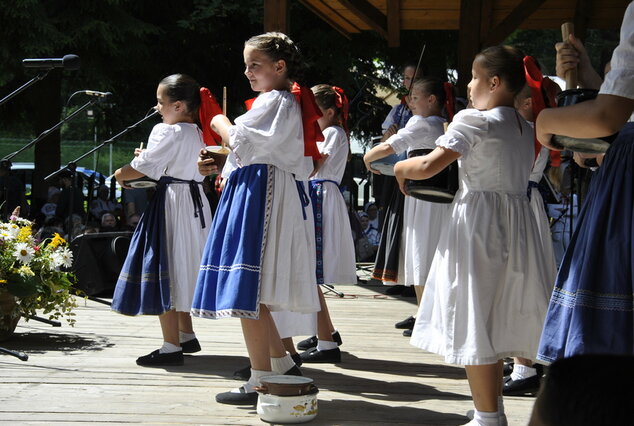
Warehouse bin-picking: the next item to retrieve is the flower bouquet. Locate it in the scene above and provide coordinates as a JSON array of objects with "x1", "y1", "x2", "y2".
[{"x1": 0, "y1": 210, "x2": 78, "y2": 340}]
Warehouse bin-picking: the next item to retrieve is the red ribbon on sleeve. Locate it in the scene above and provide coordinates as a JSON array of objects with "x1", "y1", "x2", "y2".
[
  {"x1": 244, "y1": 97, "x2": 256, "y2": 111},
  {"x1": 199, "y1": 88, "x2": 223, "y2": 146},
  {"x1": 291, "y1": 82, "x2": 324, "y2": 160}
]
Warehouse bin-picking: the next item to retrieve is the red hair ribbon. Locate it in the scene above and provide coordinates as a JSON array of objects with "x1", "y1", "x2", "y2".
[
  {"x1": 199, "y1": 88, "x2": 223, "y2": 146},
  {"x1": 332, "y1": 86, "x2": 349, "y2": 136},
  {"x1": 523, "y1": 56, "x2": 550, "y2": 159},
  {"x1": 244, "y1": 97, "x2": 256, "y2": 111},
  {"x1": 442, "y1": 82, "x2": 455, "y2": 121},
  {"x1": 291, "y1": 82, "x2": 324, "y2": 161}
]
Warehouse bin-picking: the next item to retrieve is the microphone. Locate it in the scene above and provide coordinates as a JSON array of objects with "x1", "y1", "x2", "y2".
[
  {"x1": 81, "y1": 90, "x2": 112, "y2": 98},
  {"x1": 22, "y1": 54, "x2": 80, "y2": 71}
]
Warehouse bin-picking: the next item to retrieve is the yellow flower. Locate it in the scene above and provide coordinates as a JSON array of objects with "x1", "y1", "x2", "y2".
[
  {"x1": 17, "y1": 265, "x2": 35, "y2": 277},
  {"x1": 49, "y1": 233, "x2": 66, "y2": 249},
  {"x1": 16, "y1": 225, "x2": 32, "y2": 243}
]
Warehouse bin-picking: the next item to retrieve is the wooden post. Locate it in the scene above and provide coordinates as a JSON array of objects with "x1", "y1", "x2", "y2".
[
  {"x1": 264, "y1": 0, "x2": 289, "y2": 33},
  {"x1": 457, "y1": 0, "x2": 483, "y2": 98}
]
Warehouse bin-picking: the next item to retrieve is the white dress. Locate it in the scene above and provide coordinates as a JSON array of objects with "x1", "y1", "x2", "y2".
[
  {"x1": 410, "y1": 107, "x2": 554, "y2": 365},
  {"x1": 129, "y1": 122, "x2": 211, "y2": 312},
  {"x1": 272, "y1": 126, "x2": 357, "y2": 338},
  {"x1": 529, "y1": 145, "x2": 558, "y2": 281},
  {"x1": 386, "y1": 115, "x2": 450, "y2": 286}
]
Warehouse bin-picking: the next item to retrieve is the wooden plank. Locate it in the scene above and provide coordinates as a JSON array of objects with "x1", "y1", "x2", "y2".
[
  {"x1": 0, "y1": 279, "x2": 537, "y2": 425},
  {"x1": 457, "y1": 0, "x2": 484, "y2": 97},
  {"x1": 484, "y1": 0, "x2": 548, "y2": 46},
  {"x1": 387, "y1": 0, "x2": 401, "y2": 47},
  {"x1": 339, "y1": 0, "x2": 389, "y2": 38},
  {"x1": 299, "y1": 0, "x2": 358, "y2": 38}
]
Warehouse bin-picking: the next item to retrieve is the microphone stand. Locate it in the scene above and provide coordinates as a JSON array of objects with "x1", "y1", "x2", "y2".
[
  {"x1": 0, "y1": 70, "x2": 50, "y2": 107},
  {"x1": 45, "y1": 109, "x2": 159, "y2": 306}
]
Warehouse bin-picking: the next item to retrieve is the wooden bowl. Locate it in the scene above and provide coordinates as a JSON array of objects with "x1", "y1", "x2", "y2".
[
  {"x1": 203, "y1": 145, "x2": 230, "y2": 171},
  {"x1": 257, "y1": 375, "x2": 315, "y2": 396}
]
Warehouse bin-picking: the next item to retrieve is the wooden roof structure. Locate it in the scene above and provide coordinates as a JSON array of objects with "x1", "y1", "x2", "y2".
[{"x1": 264, "y1": 0, "x2": 630, "y2": 94}]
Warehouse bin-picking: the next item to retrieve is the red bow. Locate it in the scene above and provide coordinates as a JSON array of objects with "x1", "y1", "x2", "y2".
[
  {"x1": 199, "y1": 88, "x2": 223, "y2": 146},
  {"x1": 291, "y1": 82, "x2": 324, "y2": 160},
  {"x1": 332, "y1": 86, "x2": 349, "y2": 137},
  {"x1": 524, "y1": 56, "x2": 550, "y2": 159},
  {"x1": 443, "y1": 82, "x2": 456, "y2": 121}
]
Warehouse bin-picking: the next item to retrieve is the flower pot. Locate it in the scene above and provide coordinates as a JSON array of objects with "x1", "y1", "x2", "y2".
[{"x1": 0, "y1": 289, "x2": 20, "y2": 341}]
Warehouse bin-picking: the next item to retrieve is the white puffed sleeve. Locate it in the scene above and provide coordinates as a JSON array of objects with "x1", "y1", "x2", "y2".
[
  {"x1": 130, "y1": 123, "x2": 180, "y2": 180},
  {"x1": 600, "y1": 2, "x2": 634, "y2": 101},
  {"x1": 319, "y1": 126, "x2": 345, "y2": 156},
  {"x1": 435, "y1": 109, "x2": 488, "y2": 158},
  {"x1": 227, "y1": 90, "x2": 303, "y2": 166}
]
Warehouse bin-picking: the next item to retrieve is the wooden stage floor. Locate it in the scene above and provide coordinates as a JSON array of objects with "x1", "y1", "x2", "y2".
[{"x1": 0, "y1": 278, "x2": 536, "y2": 425}]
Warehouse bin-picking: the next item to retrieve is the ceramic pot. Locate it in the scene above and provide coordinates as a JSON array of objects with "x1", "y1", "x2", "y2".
[
  {"x1": 257, "y1": 386, "x2": 318, "y2": 424},
  {"x1": 0, "y1": 289, "x2": 20, "y2": 341}
]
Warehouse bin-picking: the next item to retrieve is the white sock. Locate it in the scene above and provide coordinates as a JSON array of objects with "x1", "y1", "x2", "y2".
[
  {"x1": 159, "y1": 341, "x2": 182, "y2": 354},
  {"x1": 270, "y1": 353, "x2": 295, "y2": 374},
  {"x1": 316, "y1": 339, "x2": 338, "y2": 351},
  {"x1": 233, "y1": 369, "x2": 271, "y2": 393},
  {"x1": 510, "y1": 364, "x2": 536, "y2": 381},
  {"x1": 472, "y1": 409, "x2": 500, "y2": 426},
  {"x1": 179, "y1": 331, "x2": 196, "y2": 343}
]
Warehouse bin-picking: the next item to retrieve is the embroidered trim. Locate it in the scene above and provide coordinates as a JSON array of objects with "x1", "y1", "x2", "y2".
[
  {"x1": 200, "y1": 264, "x2": 261, "y2": 273},
  {"x1": 191, "y1": 307, "x2": 259, "y2": 319},
  {"x1": 551, "y1": 287, "x2": 634, "y2": 312},
  {"x1": 255, "y1": 165, "x2": 275, "y2": 318}
]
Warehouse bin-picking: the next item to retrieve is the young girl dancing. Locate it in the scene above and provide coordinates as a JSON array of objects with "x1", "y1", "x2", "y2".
[
  {"x1": 364, "y1": 77, "x2": 452, "y2": 336},
  {"x1": 396, "y1": 46, "x2": 553, "y2": 425},
  {"x1": 191, "y1": 32, "x2": 321, "y2": 405},
  {"x1": 535, "y1": 3, "x2": 634, "y2": 362},
  {"x1": 112, "y1": 74, "x2": 214, "y2": 366},
  {"x1": 295, "y1": 84, "x2": 358, "y2": 363}
]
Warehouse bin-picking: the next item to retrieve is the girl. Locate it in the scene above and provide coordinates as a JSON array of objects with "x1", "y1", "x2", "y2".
[
  {"x1": 364, "y1": 77, "x2": 452, "y2": 336},
  {"x1": 396, "y1": 46, "x2": 553, "y2": 426},
  {"x1": 112, "y1": 74, "x2": 213, "y2": 366},
  {"x1": 191, "y1": 32, "x2": 321, "y2": 405},
  {"x1": 296, "y1": 84, "x2": 358, "y2": 363},
  {"x1": 535, "y1": 3, "x2": 634, "y2": 362}
]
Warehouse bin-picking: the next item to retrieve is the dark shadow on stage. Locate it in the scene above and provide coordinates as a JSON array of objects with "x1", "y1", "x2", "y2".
[
  {"x1": 336, "y1": 352, "x2": 467, "y2": 380},
  {"x1": 0, "y1": 331, "x2": 114, "y2": 354}
]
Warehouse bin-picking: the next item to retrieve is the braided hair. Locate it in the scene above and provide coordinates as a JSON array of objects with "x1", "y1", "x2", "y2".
[{"x1": 245, "y1": 32, "x2": 304, "y2": 82}]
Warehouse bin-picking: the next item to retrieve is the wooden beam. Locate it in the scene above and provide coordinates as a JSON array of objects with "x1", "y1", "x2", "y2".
[
  {"x1": 263, "y1": 0, "x2": 289, "y2": 33},
  {"x1": 298, "y1": 0, "x2": 354, "y2": 39},
  {"x1": 387, "y1": 0, "x2": 400, "y2": 47},
  {"x1": 339, "y1": 0, "x2": 388, "y2": 39},
  {"x1": 480, "y1": 0, "x2": 494, "y2": 42},
  {"x1": 483, "y1": 0, "x2": 547, "y2": 46},
  {"x1": 457, "y1": 0, "x2": 483, "y2": 97}
]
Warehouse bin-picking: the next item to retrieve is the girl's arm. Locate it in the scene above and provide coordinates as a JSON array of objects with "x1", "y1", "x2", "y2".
[
  {"x1": 211, "y1": 114, "x2": 233, "y2": 146},
  {"x1": 114, "y1": 165, "x2": 145, "y2": 189},
  {"x1": 536, "y1": 94, "x2": 634, "y2": 149},
  {"x1": 363, "y1": 143, "x2": 396, "y2": 174},
  {"x1": 310, "y1": 154, "x2": 330, "y2": 177},
  {"x1": 556, "y1": 35, "x2": 603, "y2": 89},
  {"x1": 394, "y1": 147, "x2": 461, "y2": 195}
]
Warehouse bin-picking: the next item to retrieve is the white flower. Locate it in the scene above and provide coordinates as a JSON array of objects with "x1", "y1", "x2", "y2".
[
  {"x1": 0, "y1": 230, "x2": 14, "y2": 241},
  {"x1": 2, "y1": 223, "x2": 20, "y2": 238},
  {"x1": 14, "y1": 242, "x2": 35, "y2": 264},
  {"x1": 52, "y1": 248, "x2": 73, "y2": 268}
]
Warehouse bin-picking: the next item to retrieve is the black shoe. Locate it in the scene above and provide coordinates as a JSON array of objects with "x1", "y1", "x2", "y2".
[
  {"x1": 297, "y1": 335, "x2": 317, "y2": 351},
  {"x1": 395, "y1": 316, "x2": 415, "y2": 330},
  {"x1": 402, "y1": 329, "x2": 412, "y2": 337},
  {"x1": 136, "y1": 349, "x2": 184, "y2": 366},
  {"x1": 299, "y1": 347, "x2": 341, "y2": 363},
  {"x1": 503, "y1": 374, "x2": 540, "y2": 396},
  {"x1": 180, "y1": 338, "x2": 201, "y2": 354},
  {"x1": 503, "y1": 361, "x2": 514, "y2": 376},
  {"x1": 401, "y1": 286, "x2": 416, "y2": 297},
  {"x1": 233, "y1": 365, "x2": 251, "y2": 381},
  {"x1": 291, "y1": 352, "x2": 303, "y2": 367},
  {"x1": 215, "y1": 386, "x2": 258, "y2": 405},
  {"x1": 284, "y1": 365, "x2": 303, "y2": 376},
  {"x1": 385, "y1": 285, "x2": 405, "y2": 295}
]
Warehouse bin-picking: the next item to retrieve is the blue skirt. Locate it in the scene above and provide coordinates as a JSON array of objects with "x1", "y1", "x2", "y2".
[
  {"x1": 191, "y1": 164, "x2": 270, "y2": 319},
  {"x1": 111, "y1": 178, "x2": 171, "y2": 316},
  {"x1": 537, "y1": 123, "x2": 634, "y2": 362}
]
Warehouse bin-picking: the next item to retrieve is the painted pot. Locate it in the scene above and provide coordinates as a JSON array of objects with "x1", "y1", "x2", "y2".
[{"x1": 257, "y1": 386, "x2": 319, "y2": 424}]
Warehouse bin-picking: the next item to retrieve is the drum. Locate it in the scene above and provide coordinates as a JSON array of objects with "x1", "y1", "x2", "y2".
[
  {"x1": 404, "y1": 149, "x2": 459, "y2": 203},
  {"x1": 369, "y1": 138, "x2": 407, "y2": 176},
  {"x1": 204, "y1": 145, "x2": 230, "y2": 171},
  {"x1": 123, "y1": 177, "x2": 157, "y2": 188},
  {"x1": 551, "y1": 89, "x2": 618, "y2": 154}
]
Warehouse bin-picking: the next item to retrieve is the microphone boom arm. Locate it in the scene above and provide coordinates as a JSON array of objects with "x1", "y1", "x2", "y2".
[
  {"x1": 0, "y1": 70, "x2": 50, "y2": 107},
  {"x1": 45, "y1": 109, "x2": 159, "y2": 182}
]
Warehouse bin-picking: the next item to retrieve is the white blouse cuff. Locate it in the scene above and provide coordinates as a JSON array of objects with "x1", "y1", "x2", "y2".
[{"x1": 436, "y1": 135, "x2": 470, "y2": 157}]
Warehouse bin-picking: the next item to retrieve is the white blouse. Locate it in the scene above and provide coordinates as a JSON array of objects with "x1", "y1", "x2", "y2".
[
  {"x1": 311, "y1": 125, "x2": 349, "y2": 184},
  {"x1": 131, "y1": 122, "x2": 205, "y2": 182},
  {"x1": 222, "y1": 90, "x2": 312, "y2": 180},
  {"x1": 386, "y1": 115, "x2": 446, "y2": 154},
  {"x1": 600, "y1": 2, "x2": 634, "y2": 120}
]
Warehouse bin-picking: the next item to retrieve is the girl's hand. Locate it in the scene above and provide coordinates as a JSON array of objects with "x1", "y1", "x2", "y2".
[
  {"x1": 396, "y1": 174, "x2": 409, "y2": 196},
  {"x1": 133, "y1": 148, "x2": 144, "y2": 157},
  {"x1": 198, "y1": 148, "x2": 218, "y2": 176},
  {"x1": 363, "y1": 156, "x2": 381, "y2": 175},
  {"x1": 556, "y1": 35, "x2": 603, "y2": 89}
]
